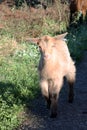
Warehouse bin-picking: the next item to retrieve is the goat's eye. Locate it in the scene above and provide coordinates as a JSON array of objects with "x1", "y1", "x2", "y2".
[{"x1": 39, "y1": 46, "x2": 42, "y2": 51}]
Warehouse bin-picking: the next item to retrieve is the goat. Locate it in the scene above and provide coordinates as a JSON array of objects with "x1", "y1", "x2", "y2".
[{"x1": 27, "y1": 33, "x2": 76, "y2": 118}]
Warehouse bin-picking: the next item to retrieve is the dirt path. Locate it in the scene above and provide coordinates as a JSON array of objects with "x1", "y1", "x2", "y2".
[{"x1": 17, "y1": 52, "x2": 87, "y2": 130}]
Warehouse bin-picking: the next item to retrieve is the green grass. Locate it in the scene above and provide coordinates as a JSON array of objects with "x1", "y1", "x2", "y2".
[
  {"x1": 0, "y1": 46, "x2": 40, "y2": 129},
  {"x1": 0, "y1": 28, "x2": 40, "y2": 129}
]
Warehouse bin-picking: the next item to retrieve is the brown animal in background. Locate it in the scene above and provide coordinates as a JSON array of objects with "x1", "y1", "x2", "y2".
[
  {"x1": 27, "y1": 33, "x2": 76, "y2": 118},
  {"x1": 70, "y1": 0, "x2": 87, "y2": 21}
]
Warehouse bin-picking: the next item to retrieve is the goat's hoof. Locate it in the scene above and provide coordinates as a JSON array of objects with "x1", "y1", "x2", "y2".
[
  {"x1": 50, "y1": 112, "x2": 57, "y2": 118},
  {"x1": 68, "y1": 95, "x2": 74, "y2": 103},
  {"x1": 68, "y1": 98, "x2": 73, "y2": 103}
]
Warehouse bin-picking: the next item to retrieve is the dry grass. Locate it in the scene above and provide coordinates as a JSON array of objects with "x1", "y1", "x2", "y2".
[
  {"x1": 0, "y1": 2, "x2": 70, "y2": 31},
  {"x1": 0, "y1": 1, "x2": 70, "y2": 57},
  {"x1": 0, "y1": 37, "x2": 24, "y2": 57}
]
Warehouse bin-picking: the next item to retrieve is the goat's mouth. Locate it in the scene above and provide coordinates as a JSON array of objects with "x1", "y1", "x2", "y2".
[{"x1": 43, "y1": 55, "x2": 51, "y2": 60}]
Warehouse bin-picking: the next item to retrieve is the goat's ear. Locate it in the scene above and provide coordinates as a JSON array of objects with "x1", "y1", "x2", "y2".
[
  {"x1": 54, "y1": 32, "x2": 68, "y2": 40},
  {"x1": 25, "y1": 37, "x2": 40, "y2": 45}
]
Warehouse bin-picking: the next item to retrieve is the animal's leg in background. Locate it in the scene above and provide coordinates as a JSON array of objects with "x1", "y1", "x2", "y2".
[{"x1": 82, "y1": 9, "x2": 86, "y2": 20}]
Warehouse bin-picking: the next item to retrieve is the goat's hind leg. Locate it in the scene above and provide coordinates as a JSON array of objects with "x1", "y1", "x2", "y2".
[
  {"x1": 68, "y1": 81, "x2": 75, "y2": 103},
  {"x1": 66, "y1": 63, "x2": 76, "y2": 103}
]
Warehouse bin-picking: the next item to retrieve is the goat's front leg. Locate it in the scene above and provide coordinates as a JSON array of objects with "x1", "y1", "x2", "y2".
[
  {"x1": 44, "y1": 96, "x2": 51, "y2": 109},
  {"x1": 48, "y1": 79, "x2": 63, "y2": 118},
  {"x1": 40, "y1": 80, "x2": 50, "y2": 108},
  {"x1": 49, "y1": 92, "x2": 58, "y2": 118}
]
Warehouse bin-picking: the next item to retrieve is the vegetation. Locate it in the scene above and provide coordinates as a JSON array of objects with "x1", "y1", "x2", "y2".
[
  {"x1": 67, "y1": 23, "x2": 87, "y2": 61},
  {"x1": 0, "y1": 1, "x2": 87, "y2": 129}
]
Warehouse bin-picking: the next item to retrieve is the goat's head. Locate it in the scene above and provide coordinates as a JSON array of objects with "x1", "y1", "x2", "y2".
[{"x1": 26, "y1": 33, "x2": 67, "y2": 61}]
